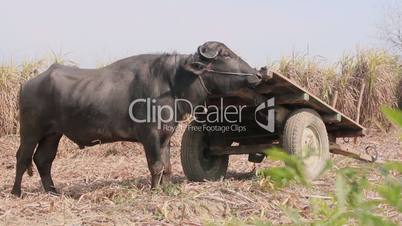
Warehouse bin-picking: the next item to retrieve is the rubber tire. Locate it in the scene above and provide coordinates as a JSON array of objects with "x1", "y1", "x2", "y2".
[
  {"x1": 180, "y1": 122, "x2": 229, "y2": 182},
  {"x1": 282, "y1": 108, "x2": 330, "y2": 180}
]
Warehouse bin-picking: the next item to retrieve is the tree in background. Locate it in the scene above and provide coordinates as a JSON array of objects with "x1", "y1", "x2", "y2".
[
  {"x1": 379, "y1": 1, "x2": 402, "y2": 108},
  {"x1": 379, "y1": 1, "x2": 402, "y2": 53}
]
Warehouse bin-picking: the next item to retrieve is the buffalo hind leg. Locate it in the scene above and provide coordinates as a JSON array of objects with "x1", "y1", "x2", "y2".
[
  {"x1": 33, "y1": 133, "x2": 62, "y2": 194},
  {"x1": 11, "y1": 139, "x2": 38, "y2": 197}
]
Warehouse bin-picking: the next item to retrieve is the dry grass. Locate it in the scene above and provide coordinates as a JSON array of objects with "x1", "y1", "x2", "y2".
[
  {"x1": 274, "y1": 49, "x2": 402, "y2": 128},
  {"x1": 338, "y1": 50, "x2": 401, "y2": 127},
  {"x1": 0, "y1": 60, "x2": 47, "y2": 136},
  {"x1": 0, "y1": 126, "x2": 401, "y2": 225},
  {"x1": 398, "y1": 78, "x2": 402, "y2": 108},
  {"x1": 275, "y1": 54, "x2": 337, "y2": 104},
  {"x1": 0, "y1": 49, "x2": 401, "y2": 137},
  {"x1": 0, "y1": 54, "x2": 77, "y2": 137}
]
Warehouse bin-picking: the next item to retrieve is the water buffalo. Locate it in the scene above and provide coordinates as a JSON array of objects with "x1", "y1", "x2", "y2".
[{"x1": 11, "y1": 41, "x2": 262, "y2": 196}]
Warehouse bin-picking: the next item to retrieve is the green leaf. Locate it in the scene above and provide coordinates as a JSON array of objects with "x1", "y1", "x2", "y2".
[
  {"x1": 358, "y1": 212, "x2": 397, "y2": 226},
  {"x1": 257, "y1": 167, "x2": 296, "y2": 187},
  {"x1": 383, "y1": 161, "x2": 402, "y2": 174},
  {"x1": 253, "y1": 220, "x2": 273, "y2": 226},
  {"x1": 335, "y1": 168, "x2": 367, "y2": 208},
  {"x1": 382, "y1": 107, "x2": 402, "y2": 128},
  {"x1": 377, "y1": 179, "x2": 402, "y2": 212},
  {"x1": 282, "y1": 207, "x2": 304, "y2": 225},
  {"x1": 263, "y1": 148, "x2": 308, "y2": 186},
  {"x1": 335, "y1": 172, "x2": 348, "y2": 211}
]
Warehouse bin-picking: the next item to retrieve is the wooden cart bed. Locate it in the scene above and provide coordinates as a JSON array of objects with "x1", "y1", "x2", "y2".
[{"x1": 256, "y1": 71, "x2": 365, "y2": 137}]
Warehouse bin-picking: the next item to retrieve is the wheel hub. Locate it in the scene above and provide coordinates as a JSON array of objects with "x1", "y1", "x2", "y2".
[{"x1": 301, "y1": 126, "x2": 321, "y2": 165}]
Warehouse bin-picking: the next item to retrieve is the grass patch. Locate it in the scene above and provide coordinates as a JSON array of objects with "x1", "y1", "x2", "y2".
[{"x1": 273, "y1": 49, "x2": 402, "y2": 128}]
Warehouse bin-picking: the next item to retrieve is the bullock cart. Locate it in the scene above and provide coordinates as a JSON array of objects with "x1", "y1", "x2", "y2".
[{"x1": 180, "y1": 70, "x2": 369, "y2": 181}]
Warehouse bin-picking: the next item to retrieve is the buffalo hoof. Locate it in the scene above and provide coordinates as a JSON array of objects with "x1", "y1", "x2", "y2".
[
  {"x1": 47, "y1": 191, "x2": 60, "y2": 197},
  {"x1": 11, "y1": 188, "x2": 22, "y2": 198},
  {"x1": 45, "y1": 188, "x2": 60, "y2": 196}
]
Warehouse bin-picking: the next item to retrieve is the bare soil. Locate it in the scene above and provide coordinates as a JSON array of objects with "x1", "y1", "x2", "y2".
[{"x1": 0, "y1": 126, "x2": 401, "y2": 225}]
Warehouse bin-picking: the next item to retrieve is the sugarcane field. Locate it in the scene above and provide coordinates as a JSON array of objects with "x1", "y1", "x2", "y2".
[{"x1": 1, "y1": 1, "x2": 402, "y2": 225}]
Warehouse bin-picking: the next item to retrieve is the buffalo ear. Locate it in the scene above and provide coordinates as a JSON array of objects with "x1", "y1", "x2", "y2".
[{"x1": 184, "y1": 62, "x2": 208, "y2": 75}]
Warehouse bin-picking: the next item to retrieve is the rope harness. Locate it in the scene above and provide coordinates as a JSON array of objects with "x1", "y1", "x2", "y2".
[{"x1": 195, "y1": 63, "x2": 261, "y2": 95}]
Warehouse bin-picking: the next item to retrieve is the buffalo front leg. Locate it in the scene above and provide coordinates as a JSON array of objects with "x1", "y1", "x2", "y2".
[
  {"x1": 160, "y1": 137, "x2": 172, "y2": 184},
  {"x1": 143, "y1": 132, "x2": 172, "y2": 188}
]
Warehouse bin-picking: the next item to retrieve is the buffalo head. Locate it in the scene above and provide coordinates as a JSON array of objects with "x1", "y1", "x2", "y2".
[{"x1": 184, "y1": 41, "x2": 262, "y2": 95}]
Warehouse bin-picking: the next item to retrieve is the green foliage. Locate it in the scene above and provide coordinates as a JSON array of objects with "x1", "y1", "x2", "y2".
[
  {"x1": 250, "y1": 107, "x2": 402, "y2": 226},
  {"x1": 377, "y1": 178, "x2": 402, "y2": 212},
  {"x1": 335, "y1": 168, "x2": 368, "y2": 209},
  {"x1": 376, "y1": 107, "x2": 402, "y2": 214},
  {"x1": 256, "y1": 147, "x2": 402, "y2": 226},
  {"x1": 357, "y1": 212, "x2": 397, "y2": 226},
  {"x1": 383, "y1": 161, "x2": 402, "y2": 174},
  {"x1": 256, "y1": 148, "x2": 308, "y2": 188},
  {"x1": 382, "y1": 107, "x2": 402, "y2": 128},
  {"x1": 161, "y1": 183, "x2": 182, "y2": 196}
]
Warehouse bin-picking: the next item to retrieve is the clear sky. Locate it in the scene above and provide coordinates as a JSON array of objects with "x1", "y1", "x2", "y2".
[{"x1": 0, "y1": 0, "x2": 392, "y2": 68}]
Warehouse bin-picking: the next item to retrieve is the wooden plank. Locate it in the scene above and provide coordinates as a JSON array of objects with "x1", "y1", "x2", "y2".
[
  {"x1": 267, "y1": 71, "x2": 365, "y2": 136},
  {"x1": 276, "y1": 93, "x2": 310, "y2": 104},
  {"x1": 256, "y1": 83, "x2": 293, "y2": 93},
  {"x1": 355, "y1": 81, "x2": 366, "y2": 124},
  {"x1": 322, "y1": 113, "x2": 341, "y2": 123},
  {"x1": 328, "y1": 129, "x2": 365, "y2": 137},
  {"x1": 331, "y1": 91, "x2": 338, "y2": 108},
  {"x1": 354, "y1": 81, "x2": 366, "y2": 143}
]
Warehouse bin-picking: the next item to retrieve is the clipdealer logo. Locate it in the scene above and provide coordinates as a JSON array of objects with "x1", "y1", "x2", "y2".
[
  {"x1": 128, "y1": 97, "x2": 275, "y2": 133},
  {"x1": 254, "y1": 97, "x2": 275, "y2": 133}
]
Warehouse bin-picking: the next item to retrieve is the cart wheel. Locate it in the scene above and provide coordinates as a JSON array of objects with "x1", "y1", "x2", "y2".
[
  {"x1": 181, "y1": 122, "x2": 229, "y2": 182},
  {"x1": 282, "y1": 108, "x2": 330, "y2": 180}
]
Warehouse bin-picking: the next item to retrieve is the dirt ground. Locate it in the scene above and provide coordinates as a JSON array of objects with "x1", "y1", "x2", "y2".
[{"x1": 0, "y1": 125, "x2": 401, "y2": 225}]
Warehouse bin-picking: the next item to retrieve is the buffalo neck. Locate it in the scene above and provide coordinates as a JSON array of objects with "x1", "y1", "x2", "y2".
[{"x1": 169, "y1": 54, "x2": 209, "y2": 119}]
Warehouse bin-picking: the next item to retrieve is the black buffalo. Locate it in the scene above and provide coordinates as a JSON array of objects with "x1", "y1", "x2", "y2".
[{"x1": 11, "y1": 41, "x2": 262, "y2": 196}]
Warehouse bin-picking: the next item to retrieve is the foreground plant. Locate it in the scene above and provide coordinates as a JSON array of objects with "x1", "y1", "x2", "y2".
[
  {"x1": 256, "y1": 150, "x2": 402, "y2": 225},
  {"x1": 256, "y1": 107, "x2": 402, "y2": 225}
]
